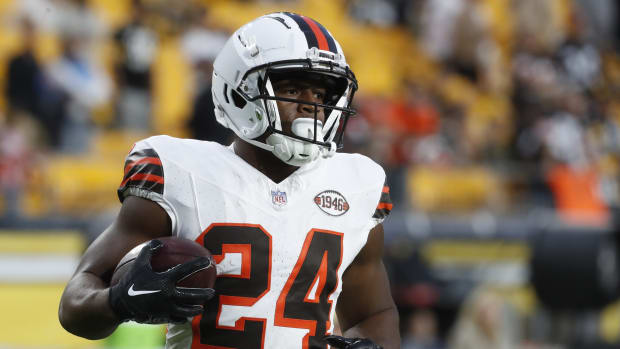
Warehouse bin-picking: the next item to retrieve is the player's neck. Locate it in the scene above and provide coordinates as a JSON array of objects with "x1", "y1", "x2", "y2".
[{"x1": 233, "y1": 138, "x2": 299, "y2": 184}]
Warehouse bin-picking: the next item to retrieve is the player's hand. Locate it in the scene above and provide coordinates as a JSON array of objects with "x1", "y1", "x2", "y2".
[
  {"x1": 325, "y1": 335, "x2": 383, "y2": 349},
  {"x1": 108, "y1": 239, "x2": 215, "y2": 324}
]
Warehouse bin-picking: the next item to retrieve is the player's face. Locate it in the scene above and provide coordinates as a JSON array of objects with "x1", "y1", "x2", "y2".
[{"x1": 272, "y1": 79, "x2": 327, "y2": 134}]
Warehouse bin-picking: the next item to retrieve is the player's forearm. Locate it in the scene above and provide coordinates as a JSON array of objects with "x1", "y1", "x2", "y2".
[
  {"x1": 58, "y1": 272, "x2": 121, "y2": 339},
  {"x1": 342, "y1": 306, "x2": 400, "y2": 349}
]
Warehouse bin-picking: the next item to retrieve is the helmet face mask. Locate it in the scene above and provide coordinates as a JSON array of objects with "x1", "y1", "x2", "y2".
[
  {"x1": 244, "y1": 62, "x2": 356, "y2": 147},
  {"x1": 212, "y1": 12, "x2": 358, "y2": 166}
]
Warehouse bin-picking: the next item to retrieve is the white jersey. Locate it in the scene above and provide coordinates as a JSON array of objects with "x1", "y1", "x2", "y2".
[{"x1": 118, "y1": 135, "x2": 393, "y2": 349}]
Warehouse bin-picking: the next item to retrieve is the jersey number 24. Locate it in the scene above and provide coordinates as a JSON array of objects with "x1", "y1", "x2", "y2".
[{"x1": 193, "y1": 223, "x2": 343, "y2": 349}]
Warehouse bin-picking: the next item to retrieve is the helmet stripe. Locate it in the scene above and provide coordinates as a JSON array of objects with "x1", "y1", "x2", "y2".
[
  {"x1": 283, "y1": 12, "x2": 337, "y2": 54},
  {"x1": 300, "y1": 16, "x2": 330, "y2": 51},
  {"x1": 283, "y1": 12, "x2": 319, "y2": 50},
  {"x1": 309, "y1": 18, "x2": 338, "y2": 53}
]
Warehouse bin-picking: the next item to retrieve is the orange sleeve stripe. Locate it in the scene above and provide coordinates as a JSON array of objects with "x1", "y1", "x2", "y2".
[
  {"x1": 120, "y1": 173, "x2": 164, "y2": 187},
  {"x1": 382, "y1": 186, "x2": 389, "y2": 193},
  {"x1": 376, "y1": 202, "x2": 393, "y2": 210},
  {"x1": 124, "y1": 157, "x2": 162, "y2": 175}
]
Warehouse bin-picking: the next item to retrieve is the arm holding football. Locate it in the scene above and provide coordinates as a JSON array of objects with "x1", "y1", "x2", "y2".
[
  {"x1": 108, "y1": 239, "x2": 215, "y2": 324},
  {"x1": 334, "y1": 224, "x2": 400, "y2": 349},
  {"x1": 59, "y1": 196, "x2": 172, "y2": 339}
]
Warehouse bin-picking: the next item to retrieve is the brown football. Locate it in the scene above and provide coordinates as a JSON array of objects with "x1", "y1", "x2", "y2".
[{"x1": 110, "y1": 236, "x2": 217, "y2": 289}]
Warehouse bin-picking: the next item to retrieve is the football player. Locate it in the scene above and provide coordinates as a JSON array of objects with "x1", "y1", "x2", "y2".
[{"x1": 59, "y1": 12, "x2": 400, "y2": 349}]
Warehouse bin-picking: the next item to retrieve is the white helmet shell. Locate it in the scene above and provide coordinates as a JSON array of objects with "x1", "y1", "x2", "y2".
[{"x1": 212, "y1": 12, "x2": 357, "y2": 166}]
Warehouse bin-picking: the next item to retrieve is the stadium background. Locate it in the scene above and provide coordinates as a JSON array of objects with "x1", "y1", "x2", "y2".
[{"x1": 1, "y1": 0, "x2": 620, "y2": 348}]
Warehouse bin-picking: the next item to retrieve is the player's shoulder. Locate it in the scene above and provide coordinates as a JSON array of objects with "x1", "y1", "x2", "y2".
[
  {"x1": 324, "y1": 152, "x2": 386, "y2": 190},
  {"x1": 331, "y1": 152, "x2": 385, "y2": 173},
  {"x1": 119, "y1": 135, "x2": 232, "y2": 203},
  {"x1": 131, "y1": 135, "x2": 229, "y2": 162},
  {"x1": 135, "y1": 135, "x2": 223, "y2": 151}
]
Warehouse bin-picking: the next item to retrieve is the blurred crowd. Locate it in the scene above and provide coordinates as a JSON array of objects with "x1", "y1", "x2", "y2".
[
  {"x1": 1, "y1": 0, "x2": 620, "y2": 348},
  {"x1": 0, "y1": 0, "x2": 233, "y2": 220},
  {"x1": 344, "y1": 0, "x2": 620, "y2": 227},
  {"x1": 1, "y1": 0, "x2": 620, "y2": 225}
]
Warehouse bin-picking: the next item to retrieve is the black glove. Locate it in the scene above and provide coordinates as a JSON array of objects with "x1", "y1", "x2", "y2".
[
  {"x1": 108, "y1": 239, "x2": 216, "y2": 324},
  {"x1": 325, "y1": 335, "x2": 383, "y2": 349}
]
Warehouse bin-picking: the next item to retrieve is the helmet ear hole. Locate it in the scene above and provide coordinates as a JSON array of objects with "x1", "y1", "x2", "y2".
[
  {"x1": 231, "y1": 89, "x2": 248, "y2": 109},
  {"x1": 223, "y1": 84, "x2": 230, "y2": 104}
]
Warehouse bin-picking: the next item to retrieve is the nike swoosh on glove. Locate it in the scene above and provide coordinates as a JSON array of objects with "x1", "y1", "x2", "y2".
[
  {"x1": 325, "y1": 335, "x2": 383, "y2": 349},
  {"x1": 108, "y1": 239, "x2": 215, "y2": 324}
]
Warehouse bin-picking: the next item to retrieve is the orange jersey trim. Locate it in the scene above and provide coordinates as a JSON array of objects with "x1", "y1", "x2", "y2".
[
  {"x1": 124, "y1": 157, "x2": 162, "y2": 175},
  {"x1": 376, "y1": 202, "x2": 393, "y2": 210},
  {"x1": 120, "y1": 173, "x2": 164, "y2": 187}
]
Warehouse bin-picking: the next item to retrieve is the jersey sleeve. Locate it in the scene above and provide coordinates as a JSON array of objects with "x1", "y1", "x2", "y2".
[
  {"x1": 371, "y1": 181, "x2": 393, "y2": 224},
  {"x1": 116, "y1": 139, "x2": 179, "y2": 234},
  {"x1": 117, "y1": 142, "x2": 165, "y2": 201}
]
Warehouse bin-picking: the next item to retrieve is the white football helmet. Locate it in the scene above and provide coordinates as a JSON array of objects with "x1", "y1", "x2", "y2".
[{"x1": 212, "y1": 12, "x2": 358, "y2": 166}]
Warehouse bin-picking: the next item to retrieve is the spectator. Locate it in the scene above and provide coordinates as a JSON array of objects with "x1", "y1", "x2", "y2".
[
  {"x1": 179, "y1": 5, "x2": 227, "y2": 67},
  {"x1": 113, "y1": 0, "x2": 158, "y2": 130},
  {"x1": 447, "y1": 287, "x2": 520, "y2": 349},
  {"x1": 347, "y1": 0, "x2": 400, "y2": 27},
  {"x1": 418, "y1": 0, "x2": 466, "y2": 62},
  {"x1": 16, "y1": 0, "x2": 56, "y2": 31},
  {"x1": 573, "y1": 0, "x2": 617, "y2": 48},
  {"x1": 5, "y1": 18, "x2": 42, "y2": 121},
  {"x1": 180, "y1": 5, "x2": 231, "y2": 144},
  {"x1": 541, "y1": 93, "x2": 610, "y2": 225},
  {"x1": 5, "y1": 17, "x2": 69, "y2": 150},
  {"x1": 53, "y1": 0, "x2": 105, "y2": 43},
  {"x1": 0, "y1": 111, "x2": 37, "y2": 220},
  {"x1": 512, "y1": 0, "x2": 565, "y2": 54},
  {"x1": 402, "y1": 309, "x2": 444, "y2": 349},
  {"x1": 554, "y1": 10, "x2": 602, "y2": 92},
  {"x1": 46, "y1": 34, "x2": 111, "y2": 153}
]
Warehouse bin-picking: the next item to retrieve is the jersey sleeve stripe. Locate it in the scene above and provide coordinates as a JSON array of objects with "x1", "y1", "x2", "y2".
[
  {"x1": 120, "y1": 173, "x2": 164, "y2": 187},
  {"x1": 379, "y1": 191, "x2": 390, "y2": 204},
  {"x1": 376, "y1": 202, "x2": 393, "y2": 210},
  {"x1": 125, "y1": 147, "x2": 159, "y2": 161},
  {"x1": 373, "y1": 183, "x2": 393, "y2": 220},
  {"x1": 118, "y1": 146, "x2": 165, "y2": 200},
  {"x1": 124, "y1": 157, "x2": 162, "y2": 175},
  {"x1": 373, "y1": 208, "x2": 391, "y2": 219},
  {"x1": 122, "y1": 162, "x2": 163, "y2": 183}
]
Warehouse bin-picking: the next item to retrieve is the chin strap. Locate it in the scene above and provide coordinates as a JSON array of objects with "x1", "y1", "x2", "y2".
[
  {"x1": 265, "y1": 118, "x2": 337, "y2": 166},
  {"x1": 322, "y1": 141, "x2": 337, "y2": 158},
  {"x1": 266, "y1": 133, "x2": 320, "y2": 166}
]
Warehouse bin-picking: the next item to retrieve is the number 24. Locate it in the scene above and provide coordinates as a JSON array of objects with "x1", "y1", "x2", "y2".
[{"x1": 193, "y1": 223, "x2": 343, "y2": 349}]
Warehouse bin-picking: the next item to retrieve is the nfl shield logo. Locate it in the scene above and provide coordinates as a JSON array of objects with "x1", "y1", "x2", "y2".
[{"x1": 271, "y1": 190, "x2": 287, "y2": 206}]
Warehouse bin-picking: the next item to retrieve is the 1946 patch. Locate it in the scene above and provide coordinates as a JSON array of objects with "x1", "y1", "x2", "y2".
[{"x1": 314, "y1": 190, "x2": 349, "y2": 216}]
